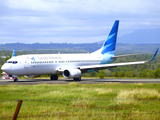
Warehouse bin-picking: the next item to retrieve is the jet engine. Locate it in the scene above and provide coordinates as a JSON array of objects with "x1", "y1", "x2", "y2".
[
  {"x1": 24, "y1": 75, "x2": 40, "y2": 78},
  {"x1": 63, "y1": 69, "x2": 81, "y2": 78}
]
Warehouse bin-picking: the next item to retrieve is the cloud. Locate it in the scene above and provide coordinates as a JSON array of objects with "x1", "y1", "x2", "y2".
[{"x1": 0, "y1": 0, "x2": 160, "y2": 43}]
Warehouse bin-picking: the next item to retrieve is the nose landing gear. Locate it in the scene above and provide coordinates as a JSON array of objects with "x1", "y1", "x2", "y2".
[
  {"x1": 10, "y1": 75, "x2": 19, "y2": 82},
  {"x1": 14, "y1": 78, "x2": 18, "y2": 82}
]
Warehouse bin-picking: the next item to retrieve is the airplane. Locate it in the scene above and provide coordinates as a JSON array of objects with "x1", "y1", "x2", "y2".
[{"x1": 1, "y1": 20, "x2": 159, "y2": 82}]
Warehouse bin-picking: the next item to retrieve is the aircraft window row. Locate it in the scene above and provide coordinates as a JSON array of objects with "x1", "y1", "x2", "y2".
[
  {"x1": 66, "y1": 60, "x2": 101, "y2": 63},
  {"x1": 59, "y1": 61, "x2": 65, "y2": 63},
  {"x1": 31, "y1": 61, "x2": 54, "y2": 64},
  {"x1": 6, "y1": 61, "x2": 18, "y2": 64},
  {"x1": 31, "y1": 60, "x2": 101, "y2": 64}
]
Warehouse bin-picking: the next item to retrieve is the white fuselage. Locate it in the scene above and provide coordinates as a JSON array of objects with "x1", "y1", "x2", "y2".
[{"x1": 2, "y1": 53, "x2": 104, "y2": 76}]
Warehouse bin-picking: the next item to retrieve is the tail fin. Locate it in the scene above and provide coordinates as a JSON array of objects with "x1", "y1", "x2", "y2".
[
  {"x1": 12, "y1": 49, "x2": 16, "y2": 57},
  {"x1": 101, "y1": 20, "x2": 119, "y2": 55}
]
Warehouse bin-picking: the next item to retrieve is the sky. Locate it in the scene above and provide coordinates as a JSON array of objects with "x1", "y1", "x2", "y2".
[{"x1": 0, "y1": 0, "x2": 160, "y2": 44}]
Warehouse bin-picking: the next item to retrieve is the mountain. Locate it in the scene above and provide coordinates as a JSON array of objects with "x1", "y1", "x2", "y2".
[
  {"x1": 0, "y1": 29, "x2": 160, "y2": 53},
  {"x1": 0, "y1": 43, "x2": 159, "y2": 54},
  {"x1": 0, "y1": 43, "x2": 102, "y2": 52},
  {"x1": 117, "y1": 29, "x2": 160, "y2": 44}
]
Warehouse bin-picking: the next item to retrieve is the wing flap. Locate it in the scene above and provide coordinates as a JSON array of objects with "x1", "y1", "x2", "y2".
[{"x1": 111, "y1": 53, "x2": 145, "y2": 59}]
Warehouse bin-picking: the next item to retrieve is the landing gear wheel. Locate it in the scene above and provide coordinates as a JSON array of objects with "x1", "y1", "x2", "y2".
[
  {"x1": 73, "y1": 77, "x2": 81, "y2": 81},
  {"x1": 50, "y1": 75, "x2": 58, "y2": 80},
  {"x1": 14, "y1": 78, "x2": 18, "y2": 82}
]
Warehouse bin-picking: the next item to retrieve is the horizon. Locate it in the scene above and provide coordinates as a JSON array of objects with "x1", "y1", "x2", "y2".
[{"x1": 1, "y1": 42, "x2": 160, "y2": 45}]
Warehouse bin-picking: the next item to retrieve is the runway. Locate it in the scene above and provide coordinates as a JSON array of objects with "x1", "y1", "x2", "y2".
[{"x1": 0, "y1": 78, "x2": 160, "y2": 85}]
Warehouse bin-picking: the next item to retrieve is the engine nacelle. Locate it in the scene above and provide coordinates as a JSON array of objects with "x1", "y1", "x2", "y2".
[
  {"x1": 24, "y1": 75, "x2": 40, "y2": 78},
  {"x1": 63, "y1": 69, "x2": 81, "y2": 78}
]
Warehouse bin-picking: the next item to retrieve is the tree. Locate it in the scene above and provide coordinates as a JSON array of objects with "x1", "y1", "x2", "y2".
[
  {"x1": 89, "y1": 71, "x2": 98, "y2": 77},
  {"x1": 154, "y1": 68, "x2": 160, "y2": 78},
  {"x1": 111, "y1": 72, "x2": 118, "y2": 77},
  {"x1": 98, "y1": 70, "x2": 105, "y2": 79},
  {"x1": 0, "y1": 65, "x2": 2, "y2": 77},
  {"x1": 117, "y1": 71, "x2": 124, "y2": 77},
  {"x1": 124, "y1": 71, "x2": 134, "y2": 77},
  {"x1": 4, "y1": 54, "x2": 12, "y2": 63},
  {"x1": 139, "y1": 69, "x2": 155, "y2": 78},
  {"x1": 139, "y1": 70, "x2": 147, "y2": 78}
]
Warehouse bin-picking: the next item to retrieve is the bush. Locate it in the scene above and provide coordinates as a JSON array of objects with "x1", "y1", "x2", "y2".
[{"x1": 98, "y1": 70, "x2": 105, "y2": 79}]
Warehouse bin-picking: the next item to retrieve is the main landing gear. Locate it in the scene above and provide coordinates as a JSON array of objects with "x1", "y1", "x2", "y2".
[
  {"x1": 73, "y1": 77, "x2": 81, "y2": 81},
  {"x1": 50, "y1": 75, "x2": 58, "y2": 80}
]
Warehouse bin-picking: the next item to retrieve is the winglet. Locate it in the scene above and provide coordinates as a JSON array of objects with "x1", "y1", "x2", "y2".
[{"x1": 148, "y1": 48, "x2": 159, "y2": 62}]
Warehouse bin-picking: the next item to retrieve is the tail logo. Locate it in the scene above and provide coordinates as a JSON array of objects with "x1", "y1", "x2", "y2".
[{"x1": 101, "y1": 20, "x2": 119, "y2": 55}]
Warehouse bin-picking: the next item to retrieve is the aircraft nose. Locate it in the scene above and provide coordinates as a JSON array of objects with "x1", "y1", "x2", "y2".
[
  {"x1": 1, "y1": 64, "x2": 9, "y2": 72},
  {"x1": 1, "y1": 65, "x2": 5, "y2": 71}
]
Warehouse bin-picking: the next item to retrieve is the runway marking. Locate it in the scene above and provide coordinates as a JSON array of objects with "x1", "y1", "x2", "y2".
[{"x1": 1, "y1": 78, "x2": 160, "y2": 85}]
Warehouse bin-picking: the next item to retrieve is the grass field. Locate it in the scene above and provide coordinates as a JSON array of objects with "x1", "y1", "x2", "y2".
[{"x1": 0, "y1": 83, "x2": 160, "y2": 120}]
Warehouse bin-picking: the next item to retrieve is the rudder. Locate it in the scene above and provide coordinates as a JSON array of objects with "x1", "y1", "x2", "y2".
[{"x1": 101, "y1": 20, "x2": 119, "y2": 55}]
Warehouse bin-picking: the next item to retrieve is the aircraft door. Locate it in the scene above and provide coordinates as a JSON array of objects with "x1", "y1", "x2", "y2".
[{"x1": 24, "y1": 60, "x2": 30, "y2": 68}]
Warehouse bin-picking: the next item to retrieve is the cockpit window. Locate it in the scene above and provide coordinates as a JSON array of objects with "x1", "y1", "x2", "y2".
[
  {"x1": 6, "y1": 61, "x2": 18, "y2": 64},
  {"x1": 13, "y1": 61, "x2": 18, "y2": 64}
]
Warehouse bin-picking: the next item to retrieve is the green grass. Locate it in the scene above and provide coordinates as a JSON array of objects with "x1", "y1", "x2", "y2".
[{"x1": 0, "y1": 83, "x2": 160, "y2": 120}]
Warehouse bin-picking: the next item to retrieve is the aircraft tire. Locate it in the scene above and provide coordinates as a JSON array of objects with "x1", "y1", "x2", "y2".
[
  {"x1": 50, "y1": 75, "x2": 58, "y2": 80},
  {"x1": 14, "y1": 78, "x2": 18, "y2": 82},
  {"x1": 73, "y1": 77, "x2": 81, "y2": 81}
]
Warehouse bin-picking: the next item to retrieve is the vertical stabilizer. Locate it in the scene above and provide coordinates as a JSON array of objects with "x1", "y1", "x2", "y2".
[
  {"x1": 101, "y1": 20, "x2": 119, "y2": 55},
  {"x1": 12, "y1": 49, "x2": 16, "y2": 57}
]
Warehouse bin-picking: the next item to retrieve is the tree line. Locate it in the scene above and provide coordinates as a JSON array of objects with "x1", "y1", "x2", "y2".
[
  {"x1": 82, "y1": 68, "x2": 160, "y2": 79},
  {"x1": 82, "y1": 54, "x2": 160, "y2": 79}
]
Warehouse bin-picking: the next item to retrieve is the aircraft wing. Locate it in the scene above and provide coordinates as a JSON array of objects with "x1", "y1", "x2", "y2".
[
  {"x1": 80, "y1": 61, "x2": 146, "y2": 70},
  {"x1": 79, "y1": 48, "x2": 159, "y2": 71}
]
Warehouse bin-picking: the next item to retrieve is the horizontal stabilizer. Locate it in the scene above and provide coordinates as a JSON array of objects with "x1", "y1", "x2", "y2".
[
  {"x1": 111, "y1": 53, "x2": 146, "y2": 59},
  {"x1": 12, "y1": 49, "x2": 16, "y2": 57}
]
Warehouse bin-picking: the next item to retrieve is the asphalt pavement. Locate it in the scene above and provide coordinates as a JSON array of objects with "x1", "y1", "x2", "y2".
[{"x1": 0, "y1": 78, "x2": 160, "y2": 85}]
